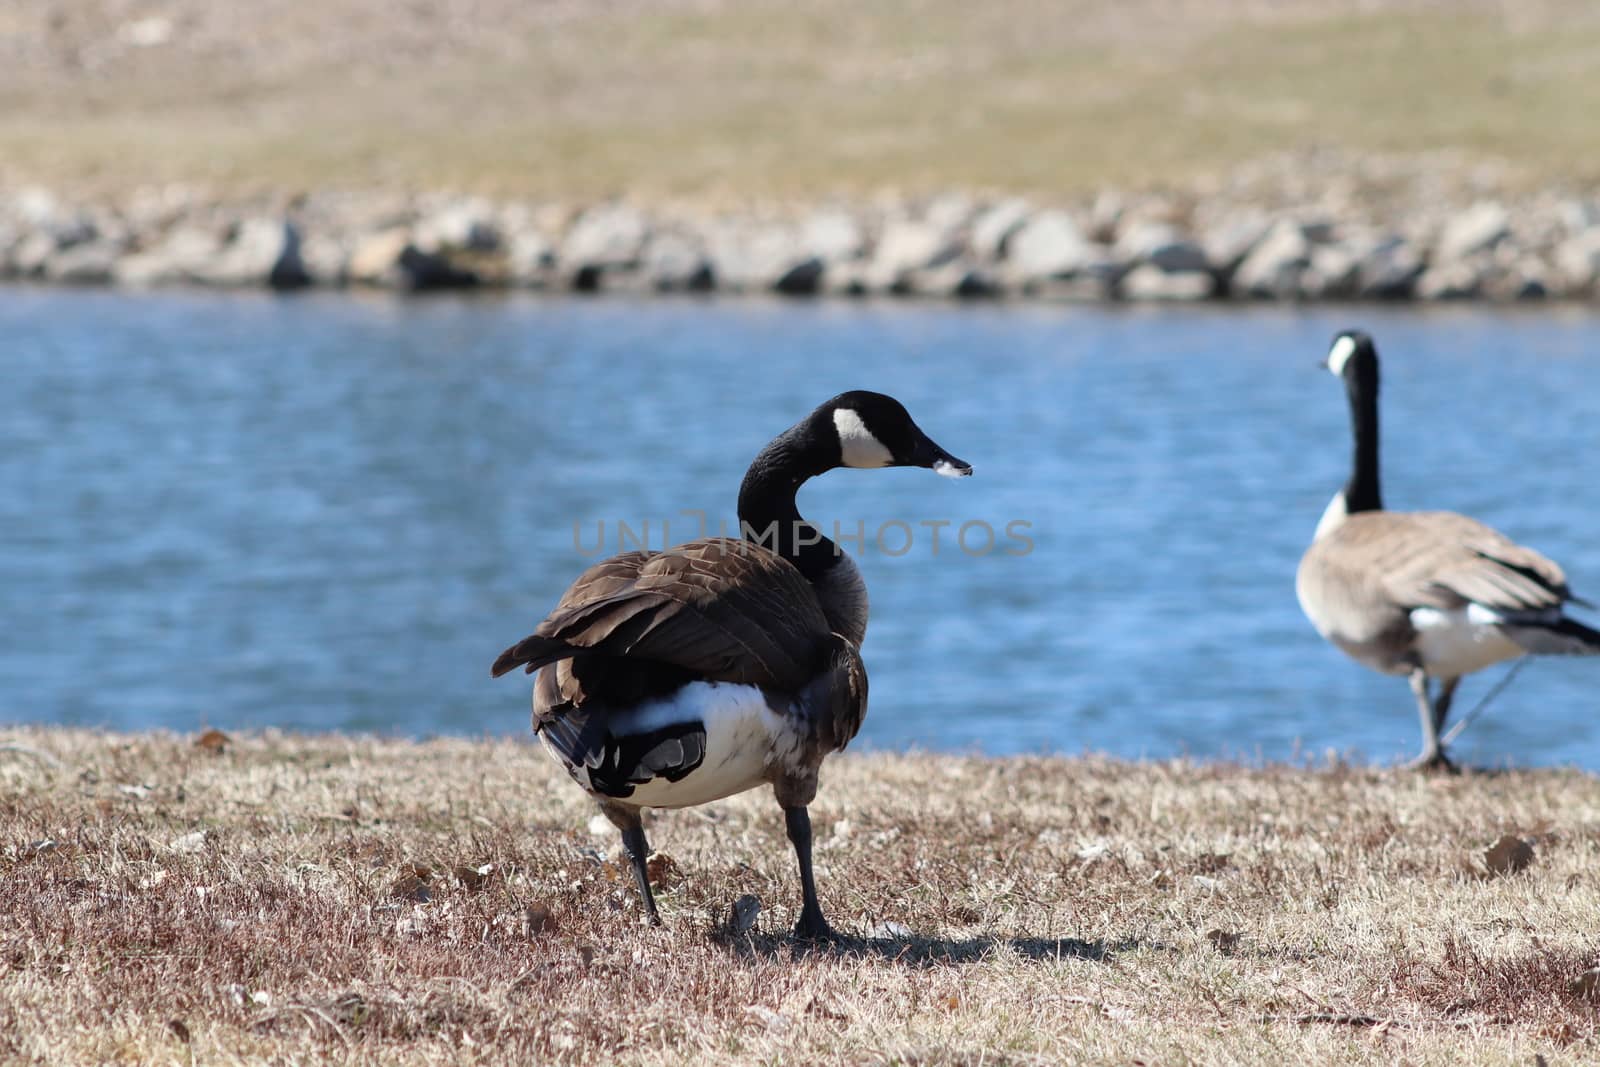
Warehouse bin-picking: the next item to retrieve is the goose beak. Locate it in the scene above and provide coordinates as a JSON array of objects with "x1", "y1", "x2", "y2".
[{"x1": 909, "y1": 432, "x2": 973, "y2": 477}]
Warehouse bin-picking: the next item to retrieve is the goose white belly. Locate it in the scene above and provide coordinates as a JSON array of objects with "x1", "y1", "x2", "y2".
[
  {"x1": 546, "y1": 681, "x2": 805, "y2": 809},
  {"x1": 1410, "y1": 605, "x2": 1525, "y2": 678}
]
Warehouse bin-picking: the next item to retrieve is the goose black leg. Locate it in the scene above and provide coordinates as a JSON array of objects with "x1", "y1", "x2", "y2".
[
  {"x1": 785, "y1": 806, "x2": 837, "y2": 942},
  {"x1": 1406, "y1": 669, "x2": 1458, "y2": 773},
  {"x1": 604, "y1": 804, "x2": 661, "y2": 926},
  {"x1": 1433, "y1": 677, "x2": 1460, "y2": 737}
]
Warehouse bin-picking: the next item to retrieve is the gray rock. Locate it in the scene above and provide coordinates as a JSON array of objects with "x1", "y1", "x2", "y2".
[
  {"x1": 801, "y1": 209, "x2": 865, "y2": 263},
  {"x1": 498, "y1": 209, "x2": 555, "y2": 288},
  {"x1": 703, "y1": 221, "x2": 807, "y2": 292},
  {"x1": 868, "y1": 920, "x2": 914, "y2": 940},
  {"x1": 302, "y1": 191, "x2": 413, "y2": 239},
  {"x1": 820, "y1": 259, "x2": 871, "y2": 297},
  {"x1": 11, "y1": 231, "x2": 58, "y2": 277},
  {"x1": 561, "y1": 204, "x2": 648, "y2": 275},
  {"x1": 1119, "y1": 263, "x2": 1214, "y2": 301},
  {"x1": 0, "y1": 222, "x2": 18, "y2": 278},
  {"x1": 1558, "y1": 199, "x2": 1600, "y2": 236},
  {"x1": 117, "y1": 186, "x2": 197, "y2": 236},
  {"x1": 947, "y1": 267, "x2": 1002, "y2": 299},
  {"x1": 773, "y1": 257, "x2": 824, "y2": 296},
  {"x1": 1483, "y1": 258, "x2": 1550, "y2": 302},
  {"x1": 1301, "y1": 244, "x2": 1361, "y2": 299},
  {"x1": 1354, "y1": 237, "x2": 1424, "y2": 300},
  {"x1": 1554, "y1": 229, "x2": 1600, "y2": 292},
  {"x1": 299, "y1": 233, "x2": 350, "y2": 286},
  {"x1": 415, "y1": 199, "x2": 500, "y2": 253},
  {"x1": 10, "y1": 186, "x2": 61, "y2": 227},
  {"x1": 1024, "y1": 270, "x2": 1115, "y2": 302},
  {"x1": 110, "y1": 255, "x2": 164, "y2": 288},
  {"x1": 869, "y1": 218, "x2": 960, "y2": 285},
  {"x1": 199, "y1": 218, "x2": 309, "y2": 289},
  {"x1": 1415, "y1": 260, "x2": 1484, "y2": 301},
  {"x1": 15, "y1": 181, "x2": 1600, "y2": 305},
  {"x1": 1008, "y1": 210, "x2": 1094, "y2": 279},
  {"x1": 344, "y1": 225, "x2": 479, "y2": 290},
  {"x1": 44, "y1": 241, "x2": 118, "y2": 285},
  {"x1": 31, "y1": 211, "x2": 99, "y2": 253},
  {"x1": 1515, "y1": 274, "x2": 1550, "y2": 301},
  {"x1": 1114, "y1": 222, "x2": 1209, "y2": 273},
  {"x1": 395, "y1": 245, "x2": 480, "y2": 291},
  {"x1": 642, "y1": 231, "x2": 714, "y2": 292},
  {"x1": 1087, "y1": 191, "x2": 1125, "y2": 244},
  {"x1": 113, "y1": 226, "x2": 222, "y2": 286},
  {"x1": 83, "y1": 209, "x2": 132, "y2": 252},
  {"x1": 1231, "y1": 220, "x2": 1314, "y2": 298},
  {"x1": 347, "y1": 228, "x2": 411, "y2": 286},
  {"x1": 1200, "y1": 213, "x2": 1273, "y2": 274},
  {"x1": 572, "y1": 260, "x2": 649, "y2": 294},
  {"x1": 915, "y1": 195, "x2": 972, "y2": 247},
  {"x1": 1298, "y1": 220, "x2": 1338, "y2": 245},
  {"x1": 922, "y1": 193, "x2": 975, "y2": 236},
  {"x1": 969, "y1": 198, "x2": 1031, "y2": 261},
  {"x1": 266, "y1": 222, "x2": 312, "y2": 290},
  {"x1": 894, "y1": 260, "x2": 1000, "y2": 300},
  {"x1": 1436, "y1": 202, "x2": 1510, "y2": 261},
  {"x1": 726, "y1": 894, "x2": 761, "y2": 936}
]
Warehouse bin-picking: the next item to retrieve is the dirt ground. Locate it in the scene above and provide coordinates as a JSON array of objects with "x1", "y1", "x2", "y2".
[
  {"x1": 2, "y1": 727, "x2": 1598, "y2": 1064},
  {"x1": 2, "y1": 1, "x2": 1597, "y2": 198}
]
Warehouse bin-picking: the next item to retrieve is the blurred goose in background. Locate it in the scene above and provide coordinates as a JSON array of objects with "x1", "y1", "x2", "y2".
[
  {"x1": 493, "y1": 391, "x2": 970, "y2": 938},
  {"x1": 1296, "y1": 330, "x2": 1600, "y2": 771}
]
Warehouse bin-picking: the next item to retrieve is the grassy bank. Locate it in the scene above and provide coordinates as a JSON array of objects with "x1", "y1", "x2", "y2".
[
  {"x1": 4, "y1": 1, "x2": 1600, "y2": 199},
  {"x1": 2, "y1": 728, "x2": 1599, "y2": 1064}
]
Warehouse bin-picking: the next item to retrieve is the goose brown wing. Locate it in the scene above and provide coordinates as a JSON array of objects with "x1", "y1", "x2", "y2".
[
  {"x1": 798, "y1": 633, "x2": 870, "y2": 751},
  {"x1": 491, "y1": 537, "x2": 835, "y2": 691},
  {"x1": 1335, "y1": 511, "x2": 1572, "y2": 615},
  {"x1": 552, "y1": 550, "x2": 652, "y2": 611}
]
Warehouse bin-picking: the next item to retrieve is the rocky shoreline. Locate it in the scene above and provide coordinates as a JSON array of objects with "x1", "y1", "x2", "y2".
[{"x1": 5, "y1": 166, "x2": 1600, "y2": 303}]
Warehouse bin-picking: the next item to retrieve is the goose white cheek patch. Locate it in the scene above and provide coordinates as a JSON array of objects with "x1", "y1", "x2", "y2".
[
  {"x1": 1326, "y1": 335, "x2": 1357, "y2": 377},
  {"x1": 933, "y1": 459, "x2": 970, "y2": 478},
  {"x1": 833, "y1": 408, "x2": 894, "y2": 468}
]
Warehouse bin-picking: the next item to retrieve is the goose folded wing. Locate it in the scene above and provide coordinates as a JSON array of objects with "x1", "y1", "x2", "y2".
[
  {"x1": 792, "y1": 634, "x2": 870, "y2": 751},
  {"x1": 492, "y1": 538, "x2": 835, "y2": 690},
  {"x1": 1380, "y1": 512, "x2": 1571, "y2": 616},
  {"x1": 490, "y1": 550, "x2": 652, "y2": 678},
  {"x1": 551, "y1": 550, "x2": 652, "y2": 611}
]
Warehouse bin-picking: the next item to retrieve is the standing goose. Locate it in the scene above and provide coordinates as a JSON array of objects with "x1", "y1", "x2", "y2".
[
  {"x1": 493, "y1": 391, "x2": 971, "y2": 938},
  {"x1": 1296, "y1": 331, "x2": 1600, "y2": 771}
]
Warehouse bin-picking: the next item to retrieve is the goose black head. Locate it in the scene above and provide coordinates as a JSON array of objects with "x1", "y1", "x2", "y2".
[
  {"x1": 1324, "y1": 330, "x2": 1379, "y2": 390},
  {"x1": 822, "y1": 390, "x2": 972, "y2": 477}
]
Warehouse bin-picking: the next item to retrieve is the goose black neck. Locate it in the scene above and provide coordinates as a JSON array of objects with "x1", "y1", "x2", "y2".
[
  {"x1": 1342, "y1": 369, "x2": 1382, "y2": 514},
  {"x1": 736, "y1": 422, "x2": 841, "y2": 584}
]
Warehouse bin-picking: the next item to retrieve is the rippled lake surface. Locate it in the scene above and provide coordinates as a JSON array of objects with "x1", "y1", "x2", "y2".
[{"x1": 5, "y1": 289, "x2": 1600, "y2": 767}]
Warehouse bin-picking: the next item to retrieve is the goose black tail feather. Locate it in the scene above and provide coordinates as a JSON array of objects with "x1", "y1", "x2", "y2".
[
  {"x1": 491, "y1": 635, "x2": 578, "y2": 678},
  {"x1": 792, "y1": 634, "x2": 869, "y2": 752},
  {"x1": 1506, "y1": 616, "x2": 1600, "y2": 657}
]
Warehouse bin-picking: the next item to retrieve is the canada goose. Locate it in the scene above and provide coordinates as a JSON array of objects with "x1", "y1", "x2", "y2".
[
  {"x1": 493, "y1": 391, "x2": 971, "y2": 938},
  {"x1": 1296, "y1": 331, "x2": 1600, "y2": 770}
]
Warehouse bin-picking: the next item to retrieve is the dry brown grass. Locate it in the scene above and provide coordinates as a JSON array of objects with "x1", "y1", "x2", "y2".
[
  {"x1": 3, "y1": 1, "x2": 1600, "y2": 199},
  {"x1": 4, "y1": 727, "x2": 1600, "y2": 1064}
]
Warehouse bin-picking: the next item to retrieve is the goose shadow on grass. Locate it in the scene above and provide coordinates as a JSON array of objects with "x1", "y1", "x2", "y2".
[{"x1": 713, "y1": 929, "x2": 1153, "y2": 966}]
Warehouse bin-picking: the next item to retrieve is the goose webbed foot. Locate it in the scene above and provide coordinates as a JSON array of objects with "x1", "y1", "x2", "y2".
[
  {"x1": 1406, "y1": 749, "x2": 1460, "y2": 775},
  {"x1": 792, "y1": 912, "x2": 840, "y2": 943}
]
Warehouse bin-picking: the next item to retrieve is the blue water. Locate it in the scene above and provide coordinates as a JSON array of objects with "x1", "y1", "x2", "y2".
[{"x1": 4, "y1": 289, "x2": 1600, "y2": 767}]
